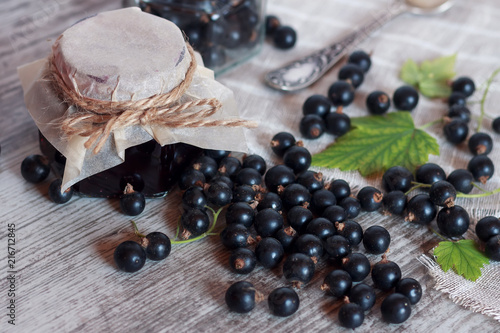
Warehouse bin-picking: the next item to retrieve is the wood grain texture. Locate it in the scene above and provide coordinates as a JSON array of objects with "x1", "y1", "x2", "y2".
[{"x1": 1, "y1": 0, "x2": 500, "y2": 332}]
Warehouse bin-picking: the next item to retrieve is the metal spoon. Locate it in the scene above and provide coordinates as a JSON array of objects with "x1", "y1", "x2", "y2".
[{"x1": 265, "y1": 0, "x2": 454, "y2": 91}]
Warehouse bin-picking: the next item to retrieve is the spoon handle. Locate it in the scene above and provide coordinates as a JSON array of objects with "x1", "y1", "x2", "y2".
[{"x1": 265, "y1": 5, "x2": 407, "y2": 91}]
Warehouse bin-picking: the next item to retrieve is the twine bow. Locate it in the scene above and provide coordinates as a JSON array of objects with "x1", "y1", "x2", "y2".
[{"x1": 50, "y1": 43, "x2": 257, "y2": 154}]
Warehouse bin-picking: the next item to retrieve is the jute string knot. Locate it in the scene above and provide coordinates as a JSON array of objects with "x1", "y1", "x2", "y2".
[{"x1": 49, "y1": 43, "x2": 257, "y2": 154}]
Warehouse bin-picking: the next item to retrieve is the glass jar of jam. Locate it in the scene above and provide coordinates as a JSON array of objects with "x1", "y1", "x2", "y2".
[
  {"x1": 133, "y1": 0, "x2": 266, "y2": 75},
  {"x1": 39, "y1": 132, "x2": 202, "y2": 198}
]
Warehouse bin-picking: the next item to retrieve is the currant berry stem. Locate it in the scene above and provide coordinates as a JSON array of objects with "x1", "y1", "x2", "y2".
[
  {"x1": 418, "y1": 117, "x2": 444, "y2": 130},
  {"x1": 131, "y1": 220, "x2": 147, "y2": 238},
  {"x1": 456, "y1": 186, "x2": 500, "y2": 198},
  {"x1": 171, "y1": 206, "x2": 224, "y2": 244},
  {"x1": 405, "y1": 182, "x2": 431, "y2": 195},
  {"x1": 428, "y1": 226, "x2": 449, "y2": 242},
  {"x1": 477, "y1": 67, "x2": 500, "y2": 132}
]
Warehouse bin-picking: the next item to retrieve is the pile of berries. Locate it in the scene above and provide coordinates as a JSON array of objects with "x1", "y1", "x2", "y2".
[{"x1": 265, "y1": 15, "x2": 297, "y2": 49}]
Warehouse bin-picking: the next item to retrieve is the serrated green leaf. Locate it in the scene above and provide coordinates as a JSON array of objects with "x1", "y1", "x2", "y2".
[
  {"x1": 311, "y1": 112, "x2": 440, "y2": 176},
  {"x1": 419, "y1": 79, "x2": 452, "y2": 98},
  {"x1": 400, "y1": 59, "x2": 421, "y2": 86},
  {"x1": 433, "y1": 239, "x2": 490, "y2": 281},
  {"x1": 420, "y1": 54, "x2": 456, "y2": 81}
]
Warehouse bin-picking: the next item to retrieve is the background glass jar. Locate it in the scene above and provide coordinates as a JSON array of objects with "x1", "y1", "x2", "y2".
[{"x1": 127, "y1": 0, "x2": 266, "y2": 75}]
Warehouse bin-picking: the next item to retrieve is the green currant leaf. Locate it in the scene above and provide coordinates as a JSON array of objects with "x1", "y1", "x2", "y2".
[
  {"x1": 311, "y1": 112, "x2": 440, "y2": 176},
  {"x1": 419, "y1": 79, "x2": 452, "y2": 98},
  {"x1": 400, "y1": 59, "x2": 421, "y2": 86},
  {"x1": 433, "y1": 239, "x2": 490, "y2": 282},
  {"x1": 420, "y1": 54, "x2": 456, "y2": 81}
]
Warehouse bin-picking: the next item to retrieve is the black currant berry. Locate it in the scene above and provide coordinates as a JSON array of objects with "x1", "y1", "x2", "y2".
[
  {"x1": 324, "y1": 235, "x2": 351, "y2": 261},
  {"x1": 114, "y1": 241, "x2": 147, "y2": 273},
  {"x1": 242, "y1": 154, "x2": 267, "y2": 175},
  {"x1": 452, "y1": 76, "x2": 475, "y2": 97},
  {"x1": 306, "y1": 217, "x2": 336, "y2": 240},
  {"x1": 393, "y1": 85, "x2": 419, "y2": 111},
  {"x1": 256, "y1": 192, "x2": 283, "y2": 212},
  {"x1": 371, "y1": 256, "x2": 402, "y2": 291},
  {"x1": 280, "y1": 183, "x2": 311, "y2": 210},
  {"x1": 179, "y1": 169, "x2": 206, "y2": 190},
  {"x1": 232, "y1": 185, "x2": 256, "y2": 204},
  {"x1": 468, "y1": 155, "x2": 494, "y2": 183},
  {"x1": 143, "y1": 232, "x2": 171, "y2": 261},
  {"x1": 448, "y1": 91, "x2": 467, "y2": 107},
  {"x1": 341, "y1": 253, "x2": 371, "y2": 282},
  {"x1": 265, "y1": 15, "x2": 281, "y2": 36},
  {"x1": 225, "y1": 202, "x2": 255, "y2": 228},
  {"x1": 366, "y1": 90, "x2": 391, "y2": 115},
  {"x1": 300, "y1": 114, "x2": 326, "y2": 139},
  {"x1": 192, "y1": 155, "x2": 218, "y2": 181},
  {"x1": 328, "y1": 81, "x2": 355, "y2": 107},
  {"x1": 225, "y1": 281, "x2": 261, "y2": 313},
  {"x1": 395, "y1": 278, "x2": 422, "y2": 305},
  {"x1": 429, "y1": 180, "x2": 457, "y2": 207},
  {"x1": 254, "y1": 208, "x2": 284, "y2": 237},
  {"x1": 322, "y1": 205, "x2": 347, "y2": 224},
  {"x1": 363, "y1": 225, "x2": 391, "y2": 255},
  {"x1": 381, "y1": 293, "x2": 412, "y2": 324},
  {"x1": 325, "y1": 112, "x2": 351, "y2": 136},
  {"x1": 468, "y1": 132, "x2": 493, "y2": 155},
  {"x1": 485, "y1": 235, "x2": 500, "y2": 261},
  {"x1": 229, "y1": 248, "x2": 257, "y2": 274},
  {"x1": 416, "y1": 163, "x2": 446, "y2": 184},
  {"x1": 302, "y1": 94, "x2": 333, "y2": 118},
  {"x1": 275, "y1": 227, "x2": 298, "y2": 253},
  {"x1": 220, "y1": 224, "x2": 253, "y2": 249},
  {"x1": 296, "y1": 170, "x2": 324, "y2": 193},
  {"x1": 181, "y1": 208, "x2": 210, "y2": 238},
  {"x1": 349, "y1": 283, "x2": 376, "y2": 311},
  {"x1": 382, "y1": 190, "x2": 407, "y2": 216},
  {"x1": 310, "y1": 189, "x2": 337, "y2": 215},
  {"x1": 234, "y1": 168, "x2": 262, "y2": 187},
  {"x1": 405, "y1": 194, "x2": 437, "y2": 225},
  {"x1": 205, "y1": 181, "x2": 233, "y2": 207},
  {"x1": 120, "y1": 186, "x2": 146, "y2": 216},
  {"x1": 493, "y1": 117, "x2": 500, "y2": 134},
  {"x1": 475, "y1": 216, "x2": 500, "y2": 242},
  {"x1": 21, "y1": 154, "x2": 50, "y2": 183},
  {"x1": 446, "y1": 169, "x2": 474, "y2": 194},
  {"x1": 182, "y1": 186, "x2": 207, "y2": 210},
  {"x1": 329, "y1": 179, "x2": 351, "y2": 201},
  {"x1": 282, "y1": 253, "x2": 316, "y2": 288},
  {"x1": 48, "y1": 179, "x2": 73, "y2": 204},
  {"x1": 294, "y1": 234, "x2": 324, "y2": 260},
  {"x1": 283, "y1": 145, "x2": 311, "y2": 174},
  {"x1": 268, "y1": 287, "x2": 300, "y2": 317},
  {"x1": 338, "y1": 302, "x2": 364, "y2": 329},
  {"x1": 287, "y1": 206, "x2": 313, "y2": 234},
  {"x1": 443, "y1": 118, "x2": 469, "y2": 144},
  {"x1": 204, "y1": 149, "x2": 230, "y2": 163},
  {"x1": 339, "y1": 197, "x2": 361, "y2": 219},
  {"x1": 357, "y1": 186, "x2": 383, "y2": 212},
  {"x1": 383, "y1": 166, "x2": 414, "y2": 193},
  {"x1": 321, "y1": 269, "x2": 352, "y2": 298},
  {"x1": 270, "y1": 132, "x2": 296, "y2": 157},
  {"x1": 218, "y1": 156, "x2": 241, "y2": 178},
  {"x1": 336, "y1": 220, "x2": 363, "y2": 246},
  {"x1": 338, "y1": 64, "x2": 364, "y2": 88},
  {"x1": 273, "y1": 26, "x2": 297, "y2": 49},
  {"x1": 265, "y1": 165, "x2": 295, "y2": 193},
  {"x1": 255, "y1": 237, "x2": 284, "y2": 268},
  {"x1": 348, "y1": 50, "x2": 371, "y2": 72},
  {"x1": 448, "y1": 105, "x2": 471, "y2": 123},
  {"x1": 436, "y1": 205, "x2": 470, "y2": 238}
]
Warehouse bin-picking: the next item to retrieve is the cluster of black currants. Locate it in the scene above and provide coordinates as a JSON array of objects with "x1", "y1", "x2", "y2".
[
  {"x1": 476, "y1": 216, "x2": 500, "y2": 261},
  {"x1": 264, "y1": 15, "x2": 297, "y2": 49},
  {"x1": 113, "y1": 226, "x2": 172, "y2": 273},
  {"x1": 21, "y1": 154, "x2": 74, "y2": 204},
  {"x1": 299, "y1": 50, "x2": 372, "y2": 140}
]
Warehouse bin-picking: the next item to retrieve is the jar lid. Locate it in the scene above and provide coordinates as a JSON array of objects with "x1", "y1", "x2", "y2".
[{"x1": 51, "y1": 7, "x2": 191, "y2": 101}]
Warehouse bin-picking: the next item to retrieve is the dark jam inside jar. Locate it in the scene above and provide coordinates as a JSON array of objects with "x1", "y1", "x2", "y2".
[
  {"x1": 39, "y1": 132, "x2": 202, "y2": 198},
  {"x1": 138, "y1": 0, "x2": 265, "y2": 74}
]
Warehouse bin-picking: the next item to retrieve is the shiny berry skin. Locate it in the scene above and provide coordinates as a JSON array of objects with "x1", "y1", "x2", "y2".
[
  {"x1": 296, "y1": 170, "x2": 324, "y2": 193},
  {"x1": 371, "y1": 259, "x2": 402, "y2": 291},
  {"x1": 437, "y1": 205, "x2": 470, "y2": 238},
  {"x1": 467, "y1": 155, "x2": 494, "y2": 183},
  {"x1": 265, "y1": 165, "x2": 296, "y2": 193},
  {"x1": 325, "y1": 112, "x2": 351, "y2": 136},
  {"x1": 256, "y1": 192, "x2": 282, "y2": 212},
  {"x1": 283, "y1": 145, "x2": 311, "y2": 174},
  {"x1": 265, "y1": 15, "x2": 281, "y2": 36},
  {"x1": 232, "y1": 185, "x2": 256, "y2": 204},
  {"x1": 268, "y1": 287, "x2": 300, "y2": 317},
  {"x1": 341, "y1": 253, "x2": 371, "y2": 282},
  {"x1": 48, "y1": 179, "x2": 73, "y2": 204},
  {"x1": 287, "y1": 206, "x2": 313, "y2": 233},
  {"x1": 21, "y1": 154, "x2": 50, "y2": 183},
  {"x1": 429, "y1": 180, "x2": 457, "y2": 207},
  {"x1": 475, "y1": 216, "x2": 500, "y2": 242},
  {"x1": 300, "y1": 114, "x2": 326, "y2": 139},
  {"x1": 143, "y1": 232, "x2": 171, "y2": 261},
  {"x1": 324, "y1": 235, "x2": 351, "y2": 261},
  {"x1": 306, "y1": 217, "x2": 336, "y2": 240},
  {"x1": 336, "y1": 220, "x2": 363, "y2": 246},
  {"x1": 114, "y1": 241, "x2": 146, "y2": 273},
  {"x1": 339, "y1": 197, "x2": 361, "y2": 218},
  {"x1": 448, "y1": 105, "x2": 471, "y2": 123},
  {"x1": 282, "y1": 253, "x2": 316, "y2": 287},
  {"x1": 393, "y1": 85, "x2": 419, "y2": 111},
  {"x1": 270, "y1": 132, "x2": 296, "y2": 157},
  {"x1": 204, "y1": 149, "x2": 230, "y2": 162},
  {"x1": 452, "y1": 76, "x2": 475, "y2": 97},
  {"x1": 181, "y1": 208, "x2": 210, "y2": 237},
  {"x1": 322, "y1": 205, "x2": 347, "y2": 224},
  {"x1": 366, "y1": 91, "x2": 391, "y2": 115},
  {"x1": 310, "y1": 189, "x2": 337, "y2": 215},
  {"x1": 275, "y1": 227, "x2": 298, "y2": 253},
  {"x1": 218, "y1": 156, "x2": 241, "y2": 178},
  {"x1": 443, "y1": 118, "x2": 469, "y2": 144},
  {"x1": 357, "y1": 186, "x2": 383, "y2": 212},
  {"x1": 120, "y1": 191, "x2": 145, "y2": 216},
  {"x1": 382, "y1": 190, "x2": 407, "y2": 216},
  {"x1": 349, "y1": 283, "x2": 376, "y2": 311},
  {"x1": 347, "y1": 50, "x2": 371, "y2": 72},
  {"x1": 234, "y1": 168, "x2": 262, "y2": 187},
  {"x1": 446, "y1": 169, "x2": 474, "y2": 194},
  {"x1": 273, "y1": 26, "x2": 297, "y2": 49},
  {"x1": 254, "y1": 208, "x2": 284, "y2": 237},
  {"x1": 383, "y1": 166, "x2": 414, "y2": 192},
  {"x1": 338, "y1": 302, "x2": 364, "y2": 329},
  {"x1": 220, "y1": 224, "x2": 252, "y2": 249},
  {"x1": 192, "y1": 155, "x2": 218, "y2": 181},
  {"x1": 182, "y1": 186, "x2": 207, "y2": 210},
  {"x1": 294, "y1": 234, "x2": 324, "y2": 260},
  {"x1": 280, "y1": 183, "x2": 311, "y2": 210},
  {"x1": 229, "y1": 248, "x2": 257, "y2": 274},
  {"x1": 242, "y1": 154, "x2": 266, "y2": 175},
  {"x1": 205, "y1": 181, "x2": 233, "y2": 206},
  {"x1": 405, "y1": 194, "x2": 437, "y2": 225},
  {"x1": 322, "y1": 269, "x2": 352, "y2": 297},
  {"x1": 363, "y1": 226, "x2": 391, "y2": 255},
  {"x1": 225, "y1": 202, "x2": 255, "y2": 228},
  {"x1": 493, "y1": 117, "x2": 500, "y2": 134},
  {"x1": 485, "y1": 235, "x2": 500, "y2": 261},
  {"x1": 468, "y1": 132, "x2": 493, "y2": 155},
  {"x1": 381, "y1": 293, "x2": 412, "y2": 324},
  {"x1": 179, "y1": 169, "x2": 206, "y2": 190},
  {"x1": 396, "y1": 278, "x2": 422, "y2": 305},
  {"x1": 338, "y1": 64, "x2": 364, "y2": 88},
  {"x1": 328, "y1": 81, "x2": 355, "y2": 107},
  {"x1": 448, "y1": 91, "x2": 467, "y2": 107},
  {"x1": 255, "y1": 237, "x2": 284, "y2": 268},
  {"x1": 329, "y1": 179, "x2": 351, "y2": 201},
  {"x1": 416, "y1": 163, "x2": 446, "y2": 184},
  {"x1": 302, "y1": 94, "x2": 333, "y2": 118},
  {"x1": 225, "y1": 281, "x2": 259, "y2": 313}
]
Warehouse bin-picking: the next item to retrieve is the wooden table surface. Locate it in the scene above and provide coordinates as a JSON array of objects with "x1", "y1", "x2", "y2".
[{"x1": 1, "y1": 0, "x2": 500, "y2": 332}]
